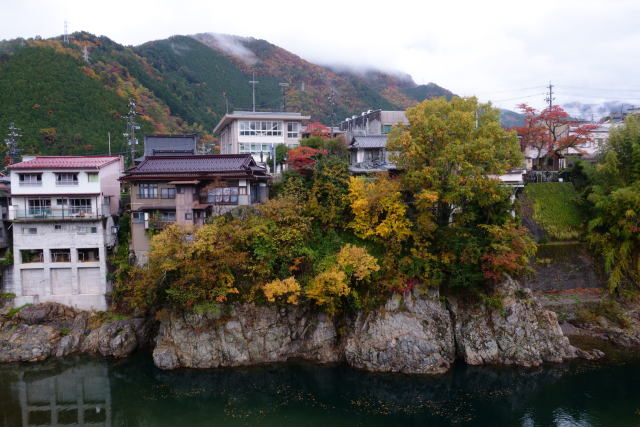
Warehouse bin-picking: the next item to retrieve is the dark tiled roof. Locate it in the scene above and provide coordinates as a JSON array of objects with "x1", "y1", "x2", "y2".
[
  {"x1": 350, "y1": 135, "x2": 388, "y2": 149},
  {"x1": 123, "y1": 155, "x2": 266, "y2": 177},
  {"x1": 143, "y1": 134, "x2": 197, "y2": 157}
]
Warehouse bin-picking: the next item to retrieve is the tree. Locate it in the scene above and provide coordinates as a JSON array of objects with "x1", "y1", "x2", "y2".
[
  {"x1": 305, "y1": 122, "x2": 331, "y2": 138},
  {"x1": 387, "y1": 97, "x2": 534, "y2": 290},
  {"x1": 516, "y1": 104, "x2": 597, "y2": 169},
  {"x1": 287, "y1": 146, "x2": 327, "y2": 175},
  {"x1": 585, "y1": 115, "x2": 640, "y2": 292}
]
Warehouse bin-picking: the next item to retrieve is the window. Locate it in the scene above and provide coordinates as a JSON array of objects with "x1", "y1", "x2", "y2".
[
  {"x1": 22, "y1": 227, "x2": 37, "y2": 235},
  {"x1": 51, "y1": 249, "x2": 71, "y2": 263},
  {"x1": 78, "y1": 248, "x2": 99, "y2": 262},
  {"x1": 53, "y1": 224, "x2": 65, "y2": 232},
  {"x1": 239, "y1": 186, "x2": 247, "y2": 195},
  {"x1": 56, "y1": 198, "x2": 68, "y2": 206},
  {"x1": 287, "y1": 122, "x2": 299, "y2": 138},
  {"x1": 87, "y1": 172, "x2": 99, "y2": 182},
  {"x1": 138, "y1": 183, "x2": 158, "y2": 199},
  {"x1": 56, "y1": 173, "x2": 79, "y2": 185},
  {"x1": 207, "y1": 187, "x2": 239, "y2": 204},
  {"x1": 21, "y1": 249, "x2": 43, "y2": 263},
  {"x1": 160, "y1": 211, "x2": 176, "y2": 222},
  {"x1": 19, "y1": 174, "x2": 42, "y2": 186},
  {"x1": 382, "y1": 125, "x2": 393, "y2": 134},
  {"x1": 70, "y1": 198, "x2": 91, "y2": 215},
  {"x1": 28, "y1": 199, "x2": 51, "y2": 216},
  {"x1": 160, "y1": 188, "x2": 176, "y2": 199},
  {"x1": 132, "y1": 212, "x2": 145, "y2": 223},
  {"x1": 239, "y1": 121, "x2": 282, "y2": 136},
  {"x1": 185, "y1": 213, "x2": 193, "y2": 220},
  {"x1": 76, "y1": 226, "x2": 98, "y2": 234}
]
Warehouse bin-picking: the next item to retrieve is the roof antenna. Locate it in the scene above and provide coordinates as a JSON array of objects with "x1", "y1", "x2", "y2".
[{"x1": 249, "y1": 72, "x2": 259, "y2": 112}]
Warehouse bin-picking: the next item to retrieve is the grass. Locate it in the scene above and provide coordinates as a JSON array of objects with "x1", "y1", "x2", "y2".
[
  {"x1": 523, "y1": 182, "x2": 586, "y2": 240},
  {"x1": 6, "y1": 303, "x2": 31, "y2": 318}
]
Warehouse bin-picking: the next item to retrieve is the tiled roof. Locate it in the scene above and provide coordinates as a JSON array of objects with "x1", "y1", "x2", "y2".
[
  {"x1": 123, "y1": 155, "x2": 266, "y2": 176},
  {"x1": 143, "y1": 134, "x2": 197, "y2": 157},
  {"x1": 350, "y1": 135, "x2": 388, "y2": 149},
  {"x1": 8, "y1": 156, "x2": 121, "y2": 170}
]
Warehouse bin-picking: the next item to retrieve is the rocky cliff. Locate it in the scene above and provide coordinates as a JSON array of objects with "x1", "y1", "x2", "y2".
[
  {"x1": 0, "y1": 303, "x2": 154, "y2": 362},
  {"x1": 153, "y1": 278, "x2": 599, "y2": 374}
]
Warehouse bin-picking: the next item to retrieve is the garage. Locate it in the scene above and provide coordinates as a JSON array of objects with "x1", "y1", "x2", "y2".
[
  {"x1": 50, "y1": 268, "x2": 73, "y2": 295},
  {"x1": 21, "y1": 269, "x2": 45, "y2": 296},
  {"x1": 78, "y1": 267, "x2": 102, "y2": 295}
]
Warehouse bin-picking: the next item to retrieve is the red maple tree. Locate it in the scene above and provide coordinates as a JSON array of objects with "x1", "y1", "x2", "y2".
[
  {"x1": 287, "y1": 146, "x2": 327, "y2": 175},
  {"x1": 305, "y1": 122, "x2": 331, "y2": 138},
  {"x1": 515, "y1": 104, "x2": 597, "y2": 169}
]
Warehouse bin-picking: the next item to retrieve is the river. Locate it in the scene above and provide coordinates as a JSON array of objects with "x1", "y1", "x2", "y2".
[{"x1": 0, "y1": 348, "x2": 639, "y2": 426}]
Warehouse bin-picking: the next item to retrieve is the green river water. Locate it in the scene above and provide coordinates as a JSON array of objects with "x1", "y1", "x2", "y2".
[{"x1": 0, "y1": 349, "x2": 639, "y2": 426}]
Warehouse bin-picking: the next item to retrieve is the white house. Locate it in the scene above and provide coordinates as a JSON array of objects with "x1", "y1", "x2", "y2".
[
  {"x1": 6, "y1": 156, "x2": 123, "y2": 311},
  {"x1": 213, "y1": 111, "x2": 310, "y2": 169}
]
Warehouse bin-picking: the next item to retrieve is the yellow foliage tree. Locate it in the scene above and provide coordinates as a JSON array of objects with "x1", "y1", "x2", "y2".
[
  {"x1": 262, "y1": 277, "x2": 301, "y2": 305},
  {"x1": 336, "y1": 244, "x2": 380, "y2": 281},
  {"x1": 305, "y1": 267, "x2": 350, "y2": 314},
  {"x1": 347, "y1": 174, "x2": 412, "y2": 245}
]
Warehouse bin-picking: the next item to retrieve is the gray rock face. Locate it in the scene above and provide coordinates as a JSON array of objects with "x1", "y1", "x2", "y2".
[
  {"x1": 448, "y1": 277, "x2": 579, "y2": 367},
  {"x1": 153, "y1": 305, "x2": 340, "y2": 370},
  {"x1": 0, "y1": 303, "x2": 152, "y2": 362},
  {"x1": 0, "y1": 324, "x2": 60, "y2": 362},
  {"x1": 344, "y1": 290, "x2": 455, "y2": 374},
  {"x1": 154, "y1": 278, "x2": 591, "y2": 373}
]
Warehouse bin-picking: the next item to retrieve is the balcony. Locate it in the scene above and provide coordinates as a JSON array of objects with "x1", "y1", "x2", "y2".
[{"x1": 10, "y1": 206, "x2": 109, "y2": 221}]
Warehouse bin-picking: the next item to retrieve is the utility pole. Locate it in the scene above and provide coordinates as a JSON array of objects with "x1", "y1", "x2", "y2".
[
  {"x1": 108, "y1": 132, "x2": 111, "y2": 155},
  {"x1": 222, "y1": 92, "x2": 229, "y2": 114},
  {"x1": 279, "y1": 82, "x2": 289, "y2": 111},
  {"x1": 63, "y1": 21, "x2": 69, "y2": 44},
  {"x1": 249, "y1": 72, "x2": 259, "y2": 112},
  {"x1": 4, "y1": 122, "x2": 22, "y2": 165},
  {"x1": 122, "y1": 99, "x2": 140, "y2": 165},
  {"x1": 545, "y1": 82, "x2": 555, "y2": 110}
]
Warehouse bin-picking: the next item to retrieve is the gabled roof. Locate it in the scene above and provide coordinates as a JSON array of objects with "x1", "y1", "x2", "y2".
[
  {"x1": 121, "y1": 155, "x2": 268, "y2": 180},
  {"x1": 8, "y1": 156, "x2": 121, "y2": 170},
  {"x1": 350, "y1": 135, "x2": 388, "y2": 149},
  {"x1": 143, "y1": 134, "x2": 197, "y2": 157}
]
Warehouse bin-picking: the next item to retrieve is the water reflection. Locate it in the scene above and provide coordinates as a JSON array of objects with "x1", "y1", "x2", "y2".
[
  {"x1": 0, "y1": 353, "x2": 639, "y2": 426},
  {"x1": 0, "y1": 359, "x2": 111, "y2": 427}
]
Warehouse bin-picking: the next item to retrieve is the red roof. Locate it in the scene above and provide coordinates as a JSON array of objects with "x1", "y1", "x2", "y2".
[{"x1": 8, "y1": 156, "x2": 121, "y2": 170}]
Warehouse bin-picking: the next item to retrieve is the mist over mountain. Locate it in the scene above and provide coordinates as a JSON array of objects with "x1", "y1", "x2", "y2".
[
  {"x1": 562, "y1": 101, "x2": 629, "y2": 121},
  {"x1": 0, "y1": 31, "x2": 518, "y2": 157}
]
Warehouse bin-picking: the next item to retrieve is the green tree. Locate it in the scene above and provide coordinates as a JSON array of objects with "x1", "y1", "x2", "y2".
[
  {"x1": 586, "y1": 116, "x2": 640, "y2": 292},
  {"x1": 387, "y1": 97, "x2": 532, "y2": 290}
]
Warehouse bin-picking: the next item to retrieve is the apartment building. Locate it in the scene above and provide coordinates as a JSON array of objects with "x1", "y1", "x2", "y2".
[
  {"x1": 6, "y1": 156, "x2": 123, "y2": 311},
  {"x1": 214, "y1": 111, "x2": 310, "y2": 168},
  {"x1": 120, "y1": 154, "x2": 270, "y2": 263}
]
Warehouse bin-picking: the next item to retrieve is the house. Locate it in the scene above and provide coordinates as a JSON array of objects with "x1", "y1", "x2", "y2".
[
  {"x1": 348, "y1": 135, "x2": 397, "y2": 173},
  {"x1": 6, "y1": 156, "x2": 124, "y2": 311},
  {"x1": 337, "y1": 110, "x2": 408, "y2": 174},
  {"x1": 338, "y1": 109, "x2": 408, "y2": 138},
  {"x1": 134, "y1": 134, "x2": 198, "y2": 164},
  {"x1": 213, "y1": 111, "x2": 310, "y2": 170},
  {"x1": 565, "y1": 122, "x2": 614, "y2": 164},
  {"x1": 120, "y1": 154, "x2": 270, "y2": 263}
]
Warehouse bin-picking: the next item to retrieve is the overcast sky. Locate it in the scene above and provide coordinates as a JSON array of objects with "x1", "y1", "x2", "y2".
[{"x1": 3, "y1": 0, "x2": 640, "y2": 113}]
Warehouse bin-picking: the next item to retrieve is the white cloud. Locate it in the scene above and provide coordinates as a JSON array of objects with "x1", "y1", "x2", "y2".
[{"x1": 2, "y1": 0, "x2": 640, "y2": 113}]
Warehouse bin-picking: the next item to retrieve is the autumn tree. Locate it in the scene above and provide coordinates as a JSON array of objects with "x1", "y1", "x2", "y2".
[
  {"x1": 516, "y1": 104, "x2": 597, "y2": 169},
  {"x1": 287, "y1": 146, "x2": 327, "y2": 175},
  {"x1": 387, "y1": 97, "x2": 534, "y2": 289}
]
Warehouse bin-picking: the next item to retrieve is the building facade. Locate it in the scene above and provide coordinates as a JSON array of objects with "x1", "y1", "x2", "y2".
[
  {"x1": 338, "y1": 109, "x2": 408, "y2": 138},
  {"x1": 6, "y1": 156, "x2": 123, "y2": 311},
  {"x1": 120, "y1": 154, "x2": 270, "y2": 263},
  {"x1": 213, "y1": 111, "x2": 310, "y2": 167}
]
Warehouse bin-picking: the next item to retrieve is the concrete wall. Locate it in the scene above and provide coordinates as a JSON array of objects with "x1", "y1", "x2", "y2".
[
  {"x1": 99, "y1": 159, "x2": 124, "y2": 215},
  {"x1": 10, "y1": 220, "x2": 110, "y2": 311},
  {"x1": 11, "y1": 170, "x2": 101, "y2": 196}
]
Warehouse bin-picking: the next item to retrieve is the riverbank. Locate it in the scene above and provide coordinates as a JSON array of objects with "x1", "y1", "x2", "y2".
[{"x1": 0, "y1": 278, "x2": 612, "y2": 374}]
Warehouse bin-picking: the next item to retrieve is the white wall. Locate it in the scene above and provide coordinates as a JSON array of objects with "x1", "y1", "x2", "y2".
[{"x1": 10, "y1": 170, "x2": 101, "y2": 196}]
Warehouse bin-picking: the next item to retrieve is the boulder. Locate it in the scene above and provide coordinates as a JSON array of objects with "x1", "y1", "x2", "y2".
[{"x1": 343, "y1": 289, "x2": 455, "y2": 374}]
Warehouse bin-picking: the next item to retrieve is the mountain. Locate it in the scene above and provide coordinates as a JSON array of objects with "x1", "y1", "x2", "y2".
[{"x1": 0, "y1": 31, "x2": 460, "y2": 158}]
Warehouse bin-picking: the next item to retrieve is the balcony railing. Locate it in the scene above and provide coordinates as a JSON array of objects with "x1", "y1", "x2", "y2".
[{"x1": 10, "y1": 206, "x2": 108, "y2": 220}]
